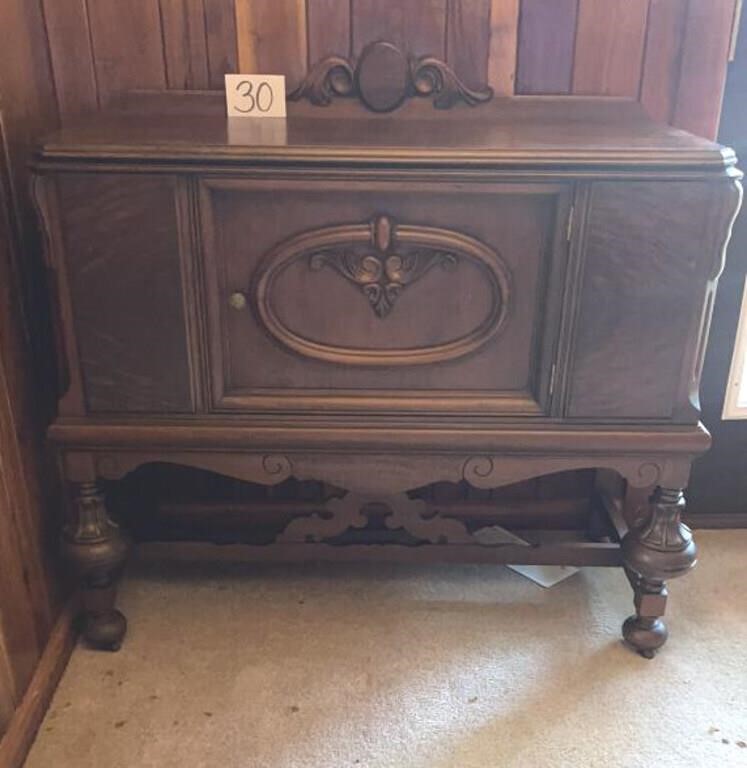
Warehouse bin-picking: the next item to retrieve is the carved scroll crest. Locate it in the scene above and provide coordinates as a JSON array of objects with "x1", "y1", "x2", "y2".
[{"x1": 289, "y1": 41, "x2": 493, "y2": 113}]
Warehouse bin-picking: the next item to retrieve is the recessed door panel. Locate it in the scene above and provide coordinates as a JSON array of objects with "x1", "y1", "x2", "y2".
[{"x1": 201, "y1": 178, "x2": 569, "y2": 415}]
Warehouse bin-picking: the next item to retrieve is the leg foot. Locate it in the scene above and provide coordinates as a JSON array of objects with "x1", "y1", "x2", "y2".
[
  {"x1": 620, "y1": 488, "x2": 696, "y2": 657},
  {"x1": 623, "y1": 615, "x2": 667, "y2": 659},
  {"x1": 81, "y1": 583, "x2": 128, "y2": 651},
  {"x1": 62, "y1": 481, "x2": 131, "y2": 651},
  {"x1": 622, "y1": 573, "x2": 669, "y2": 658}
]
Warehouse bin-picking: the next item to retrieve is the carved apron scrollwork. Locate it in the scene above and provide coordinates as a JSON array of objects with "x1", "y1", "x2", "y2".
[{"x1": 278, "y1": 492, "x2": 526, "y2": 548}]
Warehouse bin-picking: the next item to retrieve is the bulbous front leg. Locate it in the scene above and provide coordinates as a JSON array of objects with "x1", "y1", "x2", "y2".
[
  {"x1": 61, "y1": 481, "x2": 131, "y2": 651},
  {"x1": 620, "y1": 488, "x2": 697, "y2": 658}
]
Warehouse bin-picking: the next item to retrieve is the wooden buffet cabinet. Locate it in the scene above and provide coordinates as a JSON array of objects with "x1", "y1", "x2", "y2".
[{"x1": 31, "y1": 48, "x2": 742, "y2": 658}]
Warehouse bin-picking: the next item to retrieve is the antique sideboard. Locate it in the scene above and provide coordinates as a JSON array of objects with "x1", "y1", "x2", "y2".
[{"x1": 32, "y1": 45, "x2": 742, "y2": 658}]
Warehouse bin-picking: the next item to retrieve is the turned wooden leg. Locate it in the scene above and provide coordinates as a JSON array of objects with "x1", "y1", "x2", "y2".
[
  {"x1": 61, "y1": 481, "x2": 131, "y2": 651},
  {"x1": 620, "y1": 488, "x2": 697, "y2": 658}
]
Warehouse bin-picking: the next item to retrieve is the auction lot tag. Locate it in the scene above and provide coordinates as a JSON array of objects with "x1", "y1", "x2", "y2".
[{"x1": 225, "y1": 74, "x2": 286, "y2": 118}]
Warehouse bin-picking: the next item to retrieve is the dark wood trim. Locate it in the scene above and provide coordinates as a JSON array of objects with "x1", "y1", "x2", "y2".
[
  {"x1": 34, "y1": 96, "x2": 737, "y2": 175},
  {"x1": 154, "y1": 496, "x2": 590, "y2": 530},
  {"x1": 0, "y1": 599, "x2": 77, "y2": 768},
  {"x1": 48, "y1": 419, "x2": 713, "y2": 454},
  {"x1": 685, "y1": 512, "x2": 747, "y2": 529},
  {"x1": 687, "y1": 13, "x2": 747, "y2": 519},
  {"x1": 136, "y1": 536, "x2": 623, "y2": 568}
]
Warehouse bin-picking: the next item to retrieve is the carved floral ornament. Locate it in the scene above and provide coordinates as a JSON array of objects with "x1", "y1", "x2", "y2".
[
  {"x1": 252, "y1": 214, "x2": 512, "y2": 367},
  {"x1": 289, "y1": 40, "x2": 494, "y2": 113},
  {"x1": 310, "y1": 215, "x2": 457, "y2": 319}
]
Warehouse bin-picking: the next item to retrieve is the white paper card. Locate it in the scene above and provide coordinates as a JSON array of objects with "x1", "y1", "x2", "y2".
[
  {"x1": 227, "y1": 117, "x2": 288, "y2": 146},
  {"x1": 508, "y1": 564, "x2": 580, "y2": 589},
  {"x1": 225, "y1": 74, "x2": 286, "y2": 118}
]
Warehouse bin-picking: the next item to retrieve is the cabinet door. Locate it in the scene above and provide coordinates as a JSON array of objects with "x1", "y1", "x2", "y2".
[
  {"x1": 54, "y1": 173, "x2": 193, "y2": 414},
  {"x1": 567, "y1": 180, "x2": 741, "y2": 422},
  {"x1": 201, "y1": 177, "x2": 571, "y2": 416}
]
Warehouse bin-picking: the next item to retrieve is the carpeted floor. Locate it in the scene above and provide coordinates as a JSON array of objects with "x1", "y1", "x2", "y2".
[{"x1": 26, "y1": 531, "x2": 747, "y2": 768}]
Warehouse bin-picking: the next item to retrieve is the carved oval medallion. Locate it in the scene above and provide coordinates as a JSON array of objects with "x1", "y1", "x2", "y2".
[
  {"x1": 356, "y1": 41, "x2": 410, "y2": 113},
  {"x1": 252, "y1": 215, "x2": 512, "y2": 367}
]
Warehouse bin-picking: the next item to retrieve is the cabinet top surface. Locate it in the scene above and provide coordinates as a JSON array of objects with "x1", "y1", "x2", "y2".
[{"x1": 37, "y1": 96, "x2": 736, "y2": 173}]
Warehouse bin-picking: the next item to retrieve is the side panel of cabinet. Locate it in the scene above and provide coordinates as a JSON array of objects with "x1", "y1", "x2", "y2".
[
  {"x1": 53, "y1": 173, "x2": 194, "y2": 413},
  {"x1": 567, "y1": 180, "x2": 741, "y2": 422}
]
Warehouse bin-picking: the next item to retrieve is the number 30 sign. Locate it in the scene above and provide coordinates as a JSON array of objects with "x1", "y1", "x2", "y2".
[{"x1": 225, "y1": 75, "x2": 287, "y2": 118}]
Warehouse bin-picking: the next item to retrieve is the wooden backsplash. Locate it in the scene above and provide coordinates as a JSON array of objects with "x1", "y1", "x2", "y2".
[{"x1": 42, "y1": 0, "x2": 738, "y2": 139}]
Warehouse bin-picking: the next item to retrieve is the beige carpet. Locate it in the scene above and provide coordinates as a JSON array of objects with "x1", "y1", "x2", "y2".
[{"x1": 26, "y1": 531, "x2": 747, "y2": 768}]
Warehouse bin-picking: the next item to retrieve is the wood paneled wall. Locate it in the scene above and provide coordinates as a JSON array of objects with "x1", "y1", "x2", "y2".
[
  {"x1": 42, "y1": 0, "x2": 739, "y2": 139},
  {"x1": 0, "y1": 122, "x2": 58, "y2": 737},
  {"x1": 0, "y1": 0, "x2": 63, "y2": 747}
]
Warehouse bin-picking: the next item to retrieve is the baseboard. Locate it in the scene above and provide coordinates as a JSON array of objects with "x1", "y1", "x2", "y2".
[
  {"x1": 0, "y1": 599, "x2": 77, "y2": 768},
  {"x1": 686, "y1": 513, "x2": 747, "y2": 529}
]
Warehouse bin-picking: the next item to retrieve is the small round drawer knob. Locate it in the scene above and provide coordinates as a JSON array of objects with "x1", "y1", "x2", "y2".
[{"x1": 228, "y1": 292, "x2": 247, "y2": 310}]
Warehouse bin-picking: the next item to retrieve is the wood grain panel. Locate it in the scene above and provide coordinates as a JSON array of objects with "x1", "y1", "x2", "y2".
[
  {"x1": 568, "y1": 181, "x2": 733, "y2": 420},
  {"x1": 204, "y1": 0, "x2": 239, "y2": 87},
  {"x1": 487, "y1": 0, "x2": 520, "y2": 94},
  {"x1": 235, "y1": 0, "x2": 308, "y2": 90},
  {"x1": 41, "y1": 0, "x2": 99, "y2": 121},
  {"x1": 446, "y1": 0, "x2": 491, "y2": 89},
  {"x1": 55, "y1": 174, "x2": 193, "y2": 413},
  {"x1": 159, "y1": 0, "x2": 210, "y2": 90},
  {"x1": 516, "y1": 0, "x2": 578, "y2": 94},
  {"x1": 308, "y1": 0, "x2": 351, "y2": 63},
  {"x1": 573, "y1": 0, "x2": 650, "y2": 96},
  {"x1": 672, "y1": 0, "x2": 737, "y2": 139},
  {"x1": 87, "y1": 0, "x2": 167, "y2": 104},
  {"x1": 352, "y1": 0, "x2": 447, "y2": 58},
  {"x1": 640, "y1": 0, "x2": 688, "y2": 124}
]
